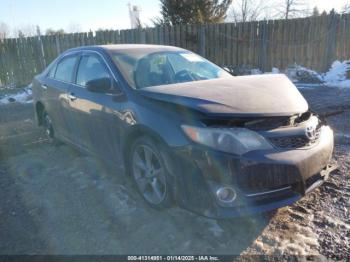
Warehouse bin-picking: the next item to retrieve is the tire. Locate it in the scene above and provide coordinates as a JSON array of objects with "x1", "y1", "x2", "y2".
[
  {"x1": 42, "y1": 110, "x2": 60, "y2": 145},
  {"x1": 129, "y1": 136, "x2": 174, "y2": 209}
]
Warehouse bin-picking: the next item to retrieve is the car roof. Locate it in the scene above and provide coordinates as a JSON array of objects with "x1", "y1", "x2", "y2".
[{"x1": 66, "y1": 44, "x2": 185, "y2": 54}]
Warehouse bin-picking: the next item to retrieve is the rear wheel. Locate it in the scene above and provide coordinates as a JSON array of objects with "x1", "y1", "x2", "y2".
[
  {"x1": 129, "y1": 136, "x2": 173, "y2": 209},
  {"x1": 42, "y1": 111, "x2": 60, "y2": 145}
]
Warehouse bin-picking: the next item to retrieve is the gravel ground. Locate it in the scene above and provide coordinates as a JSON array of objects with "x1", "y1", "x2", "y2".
[{"x1": 0, "y1": 86, "x2": 349, "y2": 258}]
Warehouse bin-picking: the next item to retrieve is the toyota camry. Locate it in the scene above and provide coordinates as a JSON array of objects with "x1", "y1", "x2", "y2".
[{"x1": 32, "y1": 45, "x2": 334, "y2": 218}]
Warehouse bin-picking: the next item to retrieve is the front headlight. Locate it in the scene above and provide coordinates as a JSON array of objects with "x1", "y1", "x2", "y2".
[{"x1": 181, "y1": 125, "x2": 273, "y2": 155}]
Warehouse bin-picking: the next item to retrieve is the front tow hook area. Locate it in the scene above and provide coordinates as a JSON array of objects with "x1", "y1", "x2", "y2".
[{"x1": 305, "y1": 164, "x2": 338, "y2": 194}]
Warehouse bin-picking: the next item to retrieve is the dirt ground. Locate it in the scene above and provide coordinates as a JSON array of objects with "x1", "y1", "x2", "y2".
[{"x1": 0, "y1": 86, "x2": 349, "y2": 259}]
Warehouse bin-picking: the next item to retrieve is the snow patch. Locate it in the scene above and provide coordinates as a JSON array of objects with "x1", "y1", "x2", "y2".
[
  {"x1": 0, "y1": 85, "x2": 33, "y2": 105},
  {"x1": 255, "y1": 223, "x2": 320, "y2": 255},
  {"x1": 323, "y1": 60, "x2": 350, "y2": 88},
  {"x1": 251, "y1": 68, "x2": 262, "y2": 75},
  {"x1": 285, "y1": 65, "x2": 323, "y2": 84},
  {"x1": 224, "y1": 62, "x2": 350, "y2": 89},
  {"x1": 271, "y1": 67, "x2": 280, "y2": 74}
]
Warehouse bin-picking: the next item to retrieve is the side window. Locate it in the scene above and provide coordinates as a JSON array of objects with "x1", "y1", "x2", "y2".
[
  {"x1": 168, "y1": 53, "x2": 186, "y2": 74},
  {"x1": 47, "y1": 64, "x2": 57, "y2": 78},
  {"x1": 55, "y1": 56, "x2": 78, "y2": 82},
  {"x1": 149, "y1": 54, "x2": 168, "y2": 74},
  {"x1": 76, "y1": 55, "x2": 111, "y2": 87}
]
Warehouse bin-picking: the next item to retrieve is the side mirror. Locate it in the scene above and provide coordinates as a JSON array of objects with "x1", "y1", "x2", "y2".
[{"x1": 86, "y1": 77, "x2": 113, "y2": 93}]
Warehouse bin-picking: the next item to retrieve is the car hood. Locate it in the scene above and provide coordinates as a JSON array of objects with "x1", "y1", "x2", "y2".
[{"x1": 138, "y1": 74, "x2": 308, "y2": 117}]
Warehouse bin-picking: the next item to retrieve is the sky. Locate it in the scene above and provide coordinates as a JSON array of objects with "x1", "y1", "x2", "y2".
[{"x1": 0, "y1": 0, "x2": 349, "y2": 36}]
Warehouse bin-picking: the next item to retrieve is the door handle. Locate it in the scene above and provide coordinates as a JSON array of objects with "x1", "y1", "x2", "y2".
[
  {"x1": 41, "y1": 84, "x2": 48, "y2": 90},
  {"x1": 68, "y1": 93, "x2": 77, "y2": 101}
]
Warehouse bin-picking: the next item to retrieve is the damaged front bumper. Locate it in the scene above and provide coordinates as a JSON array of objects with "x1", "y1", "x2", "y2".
[{"x1": 172, "y1": 125, "x2": 335, "y2": 219}]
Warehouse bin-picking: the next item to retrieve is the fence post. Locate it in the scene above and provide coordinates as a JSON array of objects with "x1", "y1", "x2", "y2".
[
  {"x1": 140, "y1": 29, "x2": 146, "y2": 44},
  {"x1": 55, "y1": 35, "x2": 61, "y2": 55},
  {"x1": 325, "y1": 11, "x2": 338, "y2": 71},
  {"x1": 258, "y1": 20, "x2": 268, "y2": 71},
  {"x1": 199, "y1": 25, "x2": 206, "y2": 57},
  {"x1": 37, "y1": 34, "x2": 46, "y2": 69}
]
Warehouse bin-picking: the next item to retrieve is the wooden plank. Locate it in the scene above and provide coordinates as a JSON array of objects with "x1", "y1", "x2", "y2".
[
  {"x1": 169, "y1": 25, "x2": 175, "y2": 46},
  {"x1": 301, "y1": 17, "x2": 309, "y2": 67},
  {"x1": 294, "y1": 18, "x2": 301, "y2": 67},
  {"x1": 0, "y1": 40, "x2": 6, "y2": 86},
  {"x1": 192, "y1": 24, "x2": 198, "y2": 54},
  {"x1": 225, "y1": 23, "x2": 232, "y2": 67},
  {"x1": 270, "y1": 20, "x2": 277, "y2": 70},
  {"x1": 215, "y1": 24, "x2": 221, "y2": 65},
  {"x1": 337, "y1": 15, "x2": 346, "y2": 60},
  {"x1": 273, "y1": 19, "x2": 281, "y2": 69},
  {"x1": 2, "y1": 39, "x2": 10, "y2": 86},
  {"x1": 243, "y1": 21, "x2": 251, "y2": 68},
  {"x1": 307, "y1": 17, "x2": 314, "y2": 69},
  {"x1": 158, "y1": 26, "x2": 164, "y2": 45},
  {"x1": 218, "y1": 23, "x2": 225, "y2": 66},
  {"x1": 207, "y1": 24, "x2": 213, "y2": 62},
  {"x1": 291, "y1": 19, "x2": 298, "y2": 67},
  {"x1": 312, "y1": 16, "x2": 320, "y2": 71},
  {"x1": 344, "y1": 13, "x2": 350, "y2": 65},
  {"x1": 163, "y1": 26, "x2": 169, "y2": 45},
  {"x1": 180, "y1": 24, "x2": 186, "y2": 49}
]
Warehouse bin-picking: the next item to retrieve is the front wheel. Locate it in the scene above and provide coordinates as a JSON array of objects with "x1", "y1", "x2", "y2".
[{"x1": 129, "y1": 136, "x2": 174, "y2": 209}]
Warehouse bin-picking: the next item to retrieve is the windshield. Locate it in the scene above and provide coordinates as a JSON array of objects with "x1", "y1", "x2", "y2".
[{"x1": 110, "y1": 50, "x2": 231, "y2": 89}]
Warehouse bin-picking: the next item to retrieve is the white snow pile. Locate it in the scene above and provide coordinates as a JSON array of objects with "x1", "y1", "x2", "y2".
[
  {"x1": 285, "y1": 65, "x2": 323, "y2": 84},
  {"x1": 0, "y1": 85, "x2": 33, "y2": 105},
  {"x1": 323, "y1": 60, "x2": 350, "y2": 88},
  {"x1": 266, "y1": 61, "x2": 350, "y2": 88},
  {"x1": 250, "y1": 68, "x2": 262, "y2": 75}
]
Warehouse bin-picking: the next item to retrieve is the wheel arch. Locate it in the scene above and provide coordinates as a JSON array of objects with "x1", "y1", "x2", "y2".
[{"x1": 122, "y1": 125, "x2": 169, "y2": 171}]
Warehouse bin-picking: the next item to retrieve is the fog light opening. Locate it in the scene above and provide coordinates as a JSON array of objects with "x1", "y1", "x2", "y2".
[{"x1": 216, "y1": 187, "x2": 237, "y2": 203}]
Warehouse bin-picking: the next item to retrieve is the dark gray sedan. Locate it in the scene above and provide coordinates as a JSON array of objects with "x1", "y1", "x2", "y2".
[{"x1": 32, "y1": 44, "x2": 334, "y2": 218}]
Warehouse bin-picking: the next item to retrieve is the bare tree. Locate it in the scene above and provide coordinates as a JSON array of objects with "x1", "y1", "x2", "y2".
[
  {"x1": 341, "y1": 3, "x2": 350, "y2": 14},
  {"x1": 312, "y1": 6, "x2": 320, "y2": 16},
  {"x1": 0, "y1": 22, "x2": 9, "y2": 39},
  {"x1": 13, "y1": 24, "x2": 37, "y2": 38},
  {"x1": 275, "y1": 0, "x2": 310, "y2": 20},
  {"x1": 66, "y1": 22, "x2": 82, "y2": 33},
  {"x1": 45, "y1": 28, "x2": 65, "y2": 36},
  {"x1": 228, "y1": 0, "x2": 272, "y2": 22},
  {"x1": 135, "y1": 17, "x2": 143, "y2": 29}
]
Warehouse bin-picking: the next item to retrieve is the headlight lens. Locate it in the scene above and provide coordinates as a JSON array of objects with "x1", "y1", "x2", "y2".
[{"x1": 181, "y1": 125, "x2": 273, "y2": 155}]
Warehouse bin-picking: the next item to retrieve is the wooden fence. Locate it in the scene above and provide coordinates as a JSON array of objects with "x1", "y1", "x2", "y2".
[{"x1": 1, "y1": 12, "x2": 350, "y2": 88}]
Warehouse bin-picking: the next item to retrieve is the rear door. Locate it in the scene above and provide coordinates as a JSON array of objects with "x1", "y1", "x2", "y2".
[
  {"x1": 67, "y1": 52, "x2": 124, "y2": 163},
  {"x1": 43, "y1": 54, "x2": 80, "y2": 141}
]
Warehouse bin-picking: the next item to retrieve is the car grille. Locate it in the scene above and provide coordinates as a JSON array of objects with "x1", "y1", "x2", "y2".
[
  {"x1": 236, "y1": 164, "x2": 300, "y2": 193},
  {"x1": 268, "y1": 130, "x2": 321, "y2": 149}
]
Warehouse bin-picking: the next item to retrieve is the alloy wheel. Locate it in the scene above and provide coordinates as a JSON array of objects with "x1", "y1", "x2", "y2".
[{"x1": 132, "y1": 144, "x2": 167, "y2": 205}]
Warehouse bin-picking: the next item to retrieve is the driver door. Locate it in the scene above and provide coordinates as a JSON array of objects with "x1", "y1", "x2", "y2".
[{"x1": 68, "y1": 53, "x2": 123, "y2": 163}]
